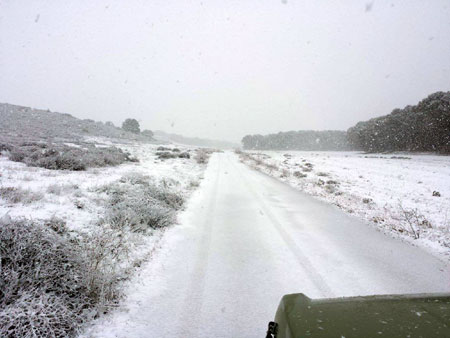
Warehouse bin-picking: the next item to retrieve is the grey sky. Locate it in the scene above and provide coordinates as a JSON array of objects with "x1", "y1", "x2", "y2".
[{"x1": 1, "y1": 0, "x2": 449, "y2": 142}]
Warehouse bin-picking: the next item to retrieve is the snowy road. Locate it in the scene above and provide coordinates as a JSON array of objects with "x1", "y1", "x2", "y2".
[{"x1": 87, "y1": 152, "x2": 450, "y2": 338}]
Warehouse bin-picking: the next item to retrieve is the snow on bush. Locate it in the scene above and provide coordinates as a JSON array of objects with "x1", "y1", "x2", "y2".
[
  {"x1": 0, "y1": 138, "x2": 203, "y2": 336},
  {"x1": 0, "y1": 218, "x2": 95, "y2": 337},
  {"x1": 194, "y1": 149, "x2": 209, "y2": 164},
  {"x1": 156, "y1": 150, "x2": 191, "y2": 160},
  {"x1": 0, "y1": 187, "x2": 43, "y2": 204},
  {"x1": 99, "y1": 173, "x2": 184, "y2": 232},
  {"x1": 5, "y1": 142, "x2": 138, "y2": 171},
  {"x1": 0, "y1": 170, "x2": 188, "y2": 336},
  {"x1": 194, "y1": 148, "x2": 219, "y2": 164}
]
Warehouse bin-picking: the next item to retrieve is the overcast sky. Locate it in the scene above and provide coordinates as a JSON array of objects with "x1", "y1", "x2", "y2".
[{"x1": 1, "y1": 0, "x2": 449, "y2": 141}]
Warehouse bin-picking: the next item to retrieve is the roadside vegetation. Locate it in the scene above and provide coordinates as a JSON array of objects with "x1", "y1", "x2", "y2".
[
  {"x1": 0, "y1": 135, "x2": 206, "y2": 336},
  {"x1": 98, "y1": 173, "x2": 184, "y2": 232},
  {"x1": 0, "y1": 170, "x2": 189, "y2": 337},
  {"x1": 2, "y1": 142, "x2": 138, "y2": 171},
  {"x1": 154, "y1": 146, "x2": 217, "y2": 164}
]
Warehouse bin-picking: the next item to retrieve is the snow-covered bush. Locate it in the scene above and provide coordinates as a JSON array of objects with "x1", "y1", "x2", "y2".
[
  {"x1": 293, "y1": 171, "x2": 307, "y2": 178},
  {"x1": 156, "y1": 146, "x2": 171, "y2": 151},
  {"x1": 156, "y1": 151, "x2": 178, "y2": 159},
  {"x1": 398, "y1": 205, "x2": 433, "y2": 239},
  {"x1": 99, "y1": 173, "x2": 184, "y2": 232},
  {"x1": 119, "y1": 172, "x2": 152, "y2": 186},
  {"x1": 194, "y1": 149, "x2": 212, "y2": 164},
  {"x1": 6, "y1": 143, "x2": 138, "y2": 170},
  {"x1": 0, "y1": 290, "x2": 86, "y2": 338},
  {"x1": 0, "y1": 187, "x2": 43, "y2": 204},
  {"x1": 324, "y1": 184, "x2": 336, "y2": 194},
  {"x1": 178, "y1": 152, "x2": 190, "y2": 159},
  {"x1": 107, "y1": 200, "x2": 174, "y2": 232},
  {"x1": 0, "y1": 143, "x2": 13, "y2": 153},
  {"x1": 0, "y1": 219, "x2": 92, "y2": 337},
  {"x1": 46, "y1": 183, "x2": 77, "y2": 196},
  {"x1": 119, "y1": 173, "x2": 184, "y2": 210},
  {"x1": 280, "y1": 169, "x2": 290, "y2": 178},
  {"x1": 0, "y1": 216, "x2": 132, "y2": 337},
  {"x1": 189, "y1": 180, "x2": 200, "y2": 188},
  {"x1": 44, "y1": 216, "x2": 69, "y2": 235}
]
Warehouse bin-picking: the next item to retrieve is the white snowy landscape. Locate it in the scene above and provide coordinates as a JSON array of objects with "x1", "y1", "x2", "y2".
[
  {"x1": 1, "y1": 107, "x2": 449, "y2": 337},
  {"x1": 1, "y1": 1, "x2": 450, "y2": 337}
]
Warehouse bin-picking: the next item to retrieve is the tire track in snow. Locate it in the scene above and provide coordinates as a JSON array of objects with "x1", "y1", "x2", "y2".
[
  {"x1": 176, "y1": 155, "x2": 222, "y2": 336},
  {"x1": 228, "y1": 154, "x2": 335, "y2": 298}
]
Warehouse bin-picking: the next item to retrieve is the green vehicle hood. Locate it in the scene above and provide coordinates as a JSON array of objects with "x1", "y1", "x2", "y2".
[{"x1": 273, "y1": 293, "x2": 450, "y2": 338}]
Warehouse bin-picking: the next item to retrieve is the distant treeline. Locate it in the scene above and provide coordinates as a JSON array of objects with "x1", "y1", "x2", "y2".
[
  {"x1": 347, "y1": 91, "x2": 450, "y2": 153},
  {"x1": 241, "y1": 91, "x2": 450, "y2": 153},
  {"x1": 241, "y1": 130, "x2": 350, "y2": 151},
  {"x1": 154, "y1": 130, "x2": 239, "y2": 149}
]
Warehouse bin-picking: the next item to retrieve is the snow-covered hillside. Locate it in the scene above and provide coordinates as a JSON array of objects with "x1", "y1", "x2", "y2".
[
  {"x1": 0, "y1": 103, "x2": 154, "y2": 143},
  {"x1": 238, "y1": 151, "x2": 450, "y2": 259}
]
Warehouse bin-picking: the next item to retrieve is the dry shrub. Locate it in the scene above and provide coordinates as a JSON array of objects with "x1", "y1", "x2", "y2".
[
  {"x1": 0, "y1": 187, "x2": 43, "y2": 204},
  {"x1": 280, "y1": 169, "x2": 290, "y2": 178},
  {"x1": 7, "y1": 143, "x2": 137, "y2": 171},
  {"x1": 194, "y1": 149, "x2": 210, "y2": 164},
  {"x1": 156, "y1": 151, "x2": 190, "y2": 160},
  {"x1": 263, "y1": 162, "x2": 279, "y2": 172},
  {"x1": 0, "y1": 217, "x2": 129, "y2": 337},
  {"x1": 0, "y1": 219, "x2": 92, "y2": 337},
  {"x1": 44, "y1": 216, "x2": 69, "y2": 235},
  {"x1": 156, "y1": 151, "x2": 178, "y2": 159},
  {"x1": 399, "y1": 204, "x2": 433, "y2": 239},
  {"x1": 293, "y1": 171, "x2": 307, "y2": 178},
  {"x1": 100, "y1": 173, "x2": 184, "y2": 232},
  {"x1": 46, "y1": 184, "x2": 75, "y2": 195},
  {"x1": 0, "y1": 171, "x2": 187, "y2": 336},
  {"x1": 178, "y1": 152, "x2": 190, "y2": 159},
  {"x1": 189, "y1": 180, "x2": 200, "y2": 188},
  {"x1": 0, "y1": 291, "x2": 85, "y2": 338},
  {"x1": 156, "y1": 146, "x2": 171, "y2": 151}
]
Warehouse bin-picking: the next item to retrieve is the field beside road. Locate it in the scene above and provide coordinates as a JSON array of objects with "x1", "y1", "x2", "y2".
[{"x1": 239, "y1": 151, "x2": 450, "y2": 259}]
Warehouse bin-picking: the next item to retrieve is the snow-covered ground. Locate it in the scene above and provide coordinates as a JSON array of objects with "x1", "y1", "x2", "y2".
[
  {"x1": 1, "y1": 142, "x2": 203, "y2": 234},
  {"x1": 239, "y1": 151, "x2": 450, "y2": 259},
  {"x1": 0, "y1": 129, "x2": 221, "y2": 334},
  {"x1": 0, "y1": 138, "x2": 206, "y2": 308}
]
